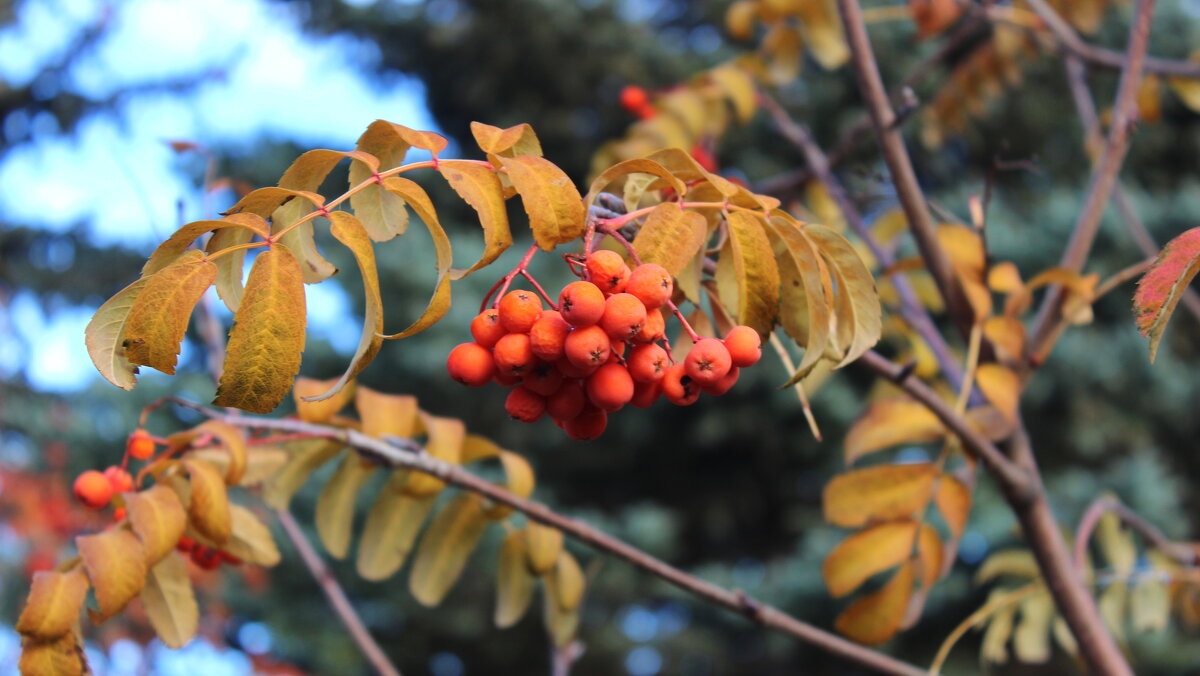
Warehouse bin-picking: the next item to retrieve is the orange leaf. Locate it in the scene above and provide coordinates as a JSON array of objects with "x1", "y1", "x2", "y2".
[
  {"x1": 916, "y1": 523, "x2": 944, "y2": 588},
  {"x1": 18, "y1": 633, "x2": 85, "y2": 676},
  {"x1": 16, "y1": 567, "x2": 89, "y2": 640},
  {"x1": 983, "y1": 316, "x2": 1026, "y2": 366},
  {"x1": 1134, "y1": 226, "x2": 1200, "y2": 362},
  {"x1": 471, "y1": 121, "x2": 542, "y2": 157},
  {"x1": 583, "y1": 158, "x2": 686, "y2": 209},
  {"x1": 85, "y1": 277, "x2": 148, "y2": 391},
  {"x1": 403, "y1": 413, "x2": 464, "y2": 497},
  {"x1": 77, "y1": 529, "x2": 147, "y2": 617},
  {"x1": 823, "y1": 520, "x2": 918, "y2": 597},
  {"x1": 631, "y1": 203, "x2": 709, "y2": 277},
  {"x1": 976, "y1": 364, "x2": 1020, "y2": 423},
  {"x1": 823, "y1": 463, "x2": 937, "y2": 528},
  {"x1": 844, "y1": 398, "x2": 945, "y2": 465},
  {"x1": 123, "y1": 250, "x2": 216, "y2": 375},
  {"x1": 498, "y1": 155, "x2": 586, "y2": 251},
  {"x1": 349, "y1": 120, "x2": 447, "y2": 242},
  {"x1": 355, "y1": 387, "x2": 420, "y2": 438},
  {"x1": 141, "y1": 214, "x2": 269, "y2": 276},
  {"x1": 184, "y1": 460, "x2": 231, "y2": 544},
  {"x1": 126, "y1": 485, "x2": 188, "y2": 565},
  {"x1": 293, "y1": 377, "x2": 357, "y2": 423},
  {"x1": 440, "y1": 160, "x2": 513, "y2": 280},
  {"x1": 935, "y1": 474, "x2": 972, "y2": 539},
  {"x1": 379, "y1": 177, "x2": 453, "y2": 339},
  {"x1": 834, "y1": 561, "x2": 915, "y2": 645}
]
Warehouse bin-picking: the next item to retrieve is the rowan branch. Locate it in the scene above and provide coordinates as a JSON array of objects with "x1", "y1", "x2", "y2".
[
  {"x1": 836, "y1": 0, "x2": 975, "y2": 337},
  {"x1": 1073, "y1": 495, "x2": 1197, "y2": 570},
  {"x1": 1029, "y1": 0, "x2": 1158, "y2": 358},
  {"x1": 276, "y1": 508, "x2": 403, "y2": 676},
  {"x1": 167, "y1": 399, "x2": 926, "y2": 676}
]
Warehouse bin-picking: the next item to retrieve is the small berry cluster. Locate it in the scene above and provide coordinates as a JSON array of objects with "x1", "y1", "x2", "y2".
[
  {"x1": 176, "y1": 536, "x2": 241, "y2": 570},
  {"x1": 71, "y1": 429, "x2": 153, "y2": 515},
  {"x1": 447, "y1": 250, "x2": 762, "y2": 440}
]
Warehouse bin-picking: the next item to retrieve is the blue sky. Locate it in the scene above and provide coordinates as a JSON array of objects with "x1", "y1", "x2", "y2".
[{"x1": 0, "y1": 0, "x2": 439, "y2": 391}]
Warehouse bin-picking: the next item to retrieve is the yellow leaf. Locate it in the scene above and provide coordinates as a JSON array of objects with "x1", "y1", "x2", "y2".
[
  {"x1": 350, "y1": 121, "x2": 424, "y2": 241},
  {"x1": 223, "y1": 186, "x2": 325, "y2": 219},
  {"x1": 724, "y1": 211, "x2": 781, "y2": 337},
  {"x1": 987, "y1": 261, "x2": 1024, "y2": 294},
  {"x1": 123, "y1": 250, "x2": 216, "y2": 375},
  {"x1": 356, "y1": 473, "x2": 437, "y2": 581},
  {"x1": 844, "y1": 398, "x2": 945, "y2": 465},
  {"x1": 916, "y1": 524, "x2": 944, "y2": 588},
  {"x1": 78, "y1": 529, "x2": 147, "y2": 617},
  {"x1": 983, "y1": 316, "x2": 1026, "y2": 366},
  {"x1": 543, "y1": 584, "x2": 581, "y2": 648},
  {"x1": 976, "y1": 549, "x2": 1039, "y2": 582},
  {"x1": 631, "y1": 203, "x2": 709, "y2": 277},
  {"x1": 937, "y1": 224, "x2": 985, "y2": 280},
  {"x1": 761, "y1": 22, "x2": 804, "y2": 85},
  {"x1": 584, "y1": 158, "x2": 686, "y2": 209},
  {"x1": 769, "y1": 216, "x2": 832, "y2": 379},
  {"x1": 823, "y1": 520, "x2": 917, "y2": 598},
  {"x1": 981, "y1": 589, "x2": 1019, "y2": 663},
  {"x1": 193, "y1": 420, "x2": 248, "y2": 486},
  {"x1": 807, "y1": 224, "x2": 881, "y2": 367},
  {"x1": 495, "y1": 530, "x2": 536, "y2": 628},
  {"x1": 293, "y1": 377, "x2": 357, "y2": 423},
  {"x1": 1130, "y1": 572, "x2": 1169, "y2": 633},
  {"x1": 184, "y1": 459, "x2": 232, "y2": 544},
  {"x1": 141, "y1": 214, "x2": 269, "y2": 276},
  {"x1": 18, "y1": 633, "x2": 85, "y2": 676},
  {"x1": 1169, "y1": 59, "x2": 1200, "y2": 112},
  {"x1": 16, "y1": 567, "x2": 89, "y2": 640},
  {"x1": 471, "y1": 121, "x2": 542, "y2": 157},
  {"x1": 1099, "y1": 582, "x2": 1129, "y2": 650},
  {"x1": 525, "y1": 522, "x2": 564, "y2": 576},
  {"x1": 834, "y1": 561, "x2": 915, "y2": 645},
  {"x1": 710, "y1": 63, "x2": 758, "y2": 122},
  {"x1": 725, "y1": 0, "x2": 759, "y2": 40},
  {"x1": 1096, "y1": 510, "x2": 1136, "y2": 576},
  {"x1": 485, "y1": 451, "x2": 535, "y2": 520},
  {"x1": 85, "y1": 277, "x2": 148, "y2": 391},
  {"x1": 221, "y1": 505, "x2": 282, "y2": 566},
  {"x1": 545, "y1": 550, "x2": 585, "y2": 612},
  {"x1": 1013, "y1": 592, "x2": 1054, "y2": 663},
  {"x1": 934, "y1": 474, "x2": 971, "y2": 539},
  {"x1": 126, "y1": 485, "x2": 187, "y2": 565},
  {"x1": 300, "y1": 213, "x2": 384, "y2": 405},
  {"x1": 976, "y1": 364, "x2": 1020, "y2": 423},
  {"x1": 262, "y1": 439, "x2": 344, "y2": 511},
  {"x1": 440, "y1": 160, "x2": 513, "y2": 280},
  {"x1": 403, "y1": 413, "x2": 463, "y2": 497},
  {"x1": 315, "y1": 453, "x2": 375, "y2": 560},
  {"x1": 356, "y1": 388, "x2": 420, "y2": 439},
  {"x1": 207, "y1": 226, "x2": 253, "y2": 312},
  {"x1": 823, "y1": 463, "x2": 938, "y2": 528},
  {"x1": 379, "y1": 176, "x2": 453, "y2": 339},
  {"x1": 140, "y1": 552, "x2": 198, "y2": 649},
  {"x1": 213, "y1": 246, "x2": 307, "y2": 414},
  {"x1": 498, "y1": 155, "x2": 585, "y2": 251},
  {"x1": 409, "y1": 492, "x2": 489, "y2": 607}
]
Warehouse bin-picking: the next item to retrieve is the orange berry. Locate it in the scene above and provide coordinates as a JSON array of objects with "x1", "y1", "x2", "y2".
[
  {"x1": 505, "y1": 387, "x2": 546, "y2": 423},
  {"x1": 564, "y1": 325, "x2": 611, "y2": 370},
  {"x1": 586, "y1": 363, "x2": 635, "y2": 412},
  {"x1": 447, "y1": 342, "x2": 495, "y2": 387},
  {"x1": 493, "y1": 333, "x2": 535, "y2": 375},
  {"x1": 724, "y1": 325, "x2": 762, "y2": 367},
  {"x1": 619, "y1": 84, "x2": 649, "y2": 113},
  {"x1": 104, "y1": 466, "x2": 133, "y2": 494},
  {"x1": 701, "y1": 366, "x2": 740, "y2": 396},
  {"x1": 556, "y1": 355, "x2": 598, "y2": 379},
  {"x1": 73, "y1": 470, "x2": 113, "y2": 510},
  {"x1": 585, "y1": 250, "x2": 631, "y2": 295},
  {"x1": 530, "y1": 310, "x2": 571, "y2": 362},
  {"x1": 634, "y1": 308, "x2": 665, "y2": 343},
  {"x1": 547, "y1": 379, "x2": 586, "y2": 421},
  {"x1": 625, "y1": 263, "x2": 673, "y2": 309},
  {"x1": 662, "y1": 364, "x2": 700, "y2": 406},
  {"x1": 498, "y1": 290, "x2": 543, "y2": 333},
  {"x1": 684, "y1": 338, "x2": 732, "y2": 386},
  {"x1": 559, "y1": 281, "x2": 606, "y2": 327},
  {"x1": 494, "y1": 368, "x2": 521, "y2": 387},
  {"x1": 470, "y1": 309, "x2": 507, "y2": 348},
  {"x1": 522, "y1": 361, "x2": 563, "y2": 396},
  {"x1": 631, "y1": 378, "x2": 663, "y2": 408},
  {"x1": 127, "y1": 429, "x2": 156, "y2": 461},
  {"x1": 113, "y1": 507, "x2": 127, "y2": 522},
  {"x1": 627, "y1": 344, "x2": 669, "y2": 383},
  {"x1": 600, "y1": 293, "x2": 647, "y2": 341},
  {"x1": 563, "y1": 405, "x2": 608, "y2": 441}
]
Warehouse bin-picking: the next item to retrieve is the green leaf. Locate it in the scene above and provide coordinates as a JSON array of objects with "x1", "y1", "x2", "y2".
[
  {"x1": 302, "y1": 213, "x2": 383, "y2": 404},
  {"x1": 409, "y1": 492, "x2": 489, "y2": 607},
  {"x1": 315, "y1": 453, "x2": 375, "y2": 560},
  {"x1": 807, "y1": 224, "x2": 881, "y2": 367},
  {"x1": 724, "y1": 211, "x2": 780, "y2": 337},
  {"x1": 583, "y1": 158, "x2": 686, "y2": 209},
  {"x1": 206, "y1": 226, "x2": 254, "y2": 313},
  {"x1": 498, "y1": 155, "x2": 585, "y2": 251},
  {"x1": 768, "y1": 215, "x2": 832, "y2": 380},
  {"x1": 16, "y1": 567, "x2": 89, "y2": 640},
  {"x1": 356, "y1": 472, "x2": 437, "y2": 581},
  {"x1": 379, "y1": 176, "x2": 453, "y2": 339},
  {"x1": 140, "y1": 553, "x2": 198, "y2": 649},
  {"x1": 77, "y1": 529, "x2": 147, "y2": 617},
  {"x1": 262, "y1": 439, "x2": 344, "y2": 511},
  {"x1": 123, "y1": 250, "x2": 216, "y2": 375},
  {"x1": 439, "y1": 160, "x2": 513, "y2": 280},
  {"x1": 85, "y1": 277, "x2": 148, "y2": 390},
  {"x1": 142, "y1": 214, "x2": 269, "y2": 276},
  {"x1": 1133, "y1": 226, "x2": 1200, "y2": 362},
  {"x1": 495, "y1": 530, "x2": 535, "y2": 628},
  {"x1": 214, "y1": 245, "x2": 307, "y2": 414},
  {"x1": 184, "y1": 459, "x2": 232, "y2": 544},
  {"x1": 631, "y1": 203, "x2": 709, "y2": 277}
]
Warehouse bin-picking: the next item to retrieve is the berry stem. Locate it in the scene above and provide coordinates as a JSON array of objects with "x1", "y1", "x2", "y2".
[
  {"x1": 597, "y1": 224, "x2": 701, "y2": 343},
  {"x1": 484, "y1": 244, "x2": 543, "y2": 311},
  {"x1": 519, "y1": 269, "x2": 559, "y2": 311}
]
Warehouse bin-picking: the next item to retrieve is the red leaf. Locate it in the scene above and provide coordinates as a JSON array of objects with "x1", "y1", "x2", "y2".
[{"x1": 1133, "y1": 227, "x2": 1200, "y2": 362}]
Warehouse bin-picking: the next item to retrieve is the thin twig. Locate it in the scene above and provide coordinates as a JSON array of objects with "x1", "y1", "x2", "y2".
[
  {"x1": 166, "y1": 399, "x2": 927, "y2": 676},
  {"x1": 276, "y1": 509, "x2": 402, "y2": 676},
  {"x1": 1029, "y1": 0, "x2": 1158, "y2": 358},
  {"x1": 836, "y1": 0, "x2": 975, "y2": 338},
  {"x1": 1073, "y1": 495, "x2": 1197, "y2": 571}
]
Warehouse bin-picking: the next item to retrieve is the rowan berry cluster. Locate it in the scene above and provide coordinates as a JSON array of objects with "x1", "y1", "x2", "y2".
[
  {"x1": 447, "y1": 250, "x2": 762, "y2": 440},
  {"x1": 175, "y1": 536, "x2": 241, "y2": 570},
  {"x1": 72, "y1": 428, "x2": 151, "y2": 514}
]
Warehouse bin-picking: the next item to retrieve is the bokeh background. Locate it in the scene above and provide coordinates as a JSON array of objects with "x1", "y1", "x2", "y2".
[{"x1": 2, "y1": 0, "x2": 1200, "y2": 674}]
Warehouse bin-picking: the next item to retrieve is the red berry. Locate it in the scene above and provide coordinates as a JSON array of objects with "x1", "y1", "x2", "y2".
[
  {"x1": 559, "y1": 281, "x2": 606, "y2": 327},
  {"x1": 498, "y1": 290, "x2": 543, "y2": 333},
  {"x1": 494, "y1": 333, "x2": 535, "y2": 376},
  {"x1": 127, "y1": 429, "x2": 155, "y2": 461},
  {"x1": 634, "y1": 308, "x2": 665, "y2": 343},
  {"x1": 564, "y1": 325, "x2": 611, "y2": 370},
  {"x1": 522, "y1": 361, "x2": 563, "y2": 396},
  {"x1": 631, "y1": 379, "x2": 663, "y2": 408},
  {"x1": 724, "y1": 325, "x2": 763, "y2": 367},
  {"x1": 619, "y1": 85, "x2": 649, "y2": 113},
  {"x1": 563, "y1": 405, "x2": 608, "y2": 440},
  {"x1": 662, "y1": 364, "x2": 700, "y2": 406},
  {"x1": 470, "y1": 309, "x2": 506, "y2": 348},
  {"x1": 530, "y1": 310, "x2": 571, "y2": 362},
  {"x1": 701, "y1": 366, "x2": 740, "y2": 396},
  {"x1": 113, "y1": 507, "x2": 127, "y2": 522},
  {"x1": 547, "y1": 379, "x2": 587, "y2": 421},
  {"x1": 104, "y1": 466, "x2": 133, "y2": 494},
  {"x1": 73, "y1": 470, "x2": 113, "y2": 510},
  {"x1": 505, "y1": 387, "x2": 546, "y2": 423},
  {"x1": 684, "y1": 338, "x2": 732, "y2": 386},
  {"x1": 600, "y1": 293, "x2": 647, "y2": 342},
  {"x1": 627, "y1": 343, "x2": 669, "y2": 383},
  {"x1": 447, "y1": 342, "x2": 495, "y2": 387},
  {"x1": 625, "y1": 264, "x2": 673, "y2": 310},
  {"x1": 585, "y1": 250, "x2": 631, "y2": 295},
  {"x1": 586, "y1": 363, "x2": 635, "y2": 412}
]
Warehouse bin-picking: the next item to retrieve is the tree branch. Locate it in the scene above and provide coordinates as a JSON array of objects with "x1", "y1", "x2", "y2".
[
  {"x1": 1029, "y1": 0, "x2": 1158, "y2": 357},
  {"x1": 169, "y1": 400, "x2": 927, "y2": 676},
  {"x1": 1073, "y1": 495, "x2": 1197, "y2": 570},
  {"x1": 276, "y1": 509, "x2": 402, "y2": 676},
  {"x1": 836, "y1": 0, "x2": 975, "y2": 337}
]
